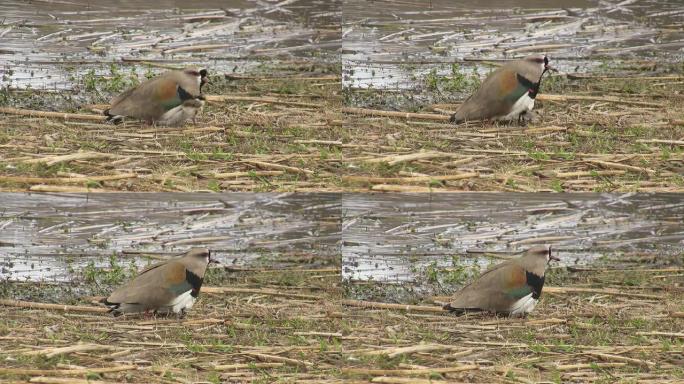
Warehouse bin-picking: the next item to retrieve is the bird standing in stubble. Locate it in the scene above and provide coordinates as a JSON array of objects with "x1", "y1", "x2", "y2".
[
  {"x1": 450, "y1": 55, "x2": 554, "y2": 125},
  {"x1": 104, "y1": 68, "x2": 208, "y2": 126},
  {"x1": 102, "y1": 248, "x2": 214, "y2": 317},
  {"x1": 444, "y1": 245, "x2": 559, "y2": 317}
]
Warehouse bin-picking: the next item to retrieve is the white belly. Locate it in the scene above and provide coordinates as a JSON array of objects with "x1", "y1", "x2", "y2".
[
  {"x1": 168, "y1": 290, "x2": 196, "y2": 313},
  {"x1": 499, "y1": 94, "x2": 535, "y2": 121},
  {"x1": 508, "y1": 293, "x2": 538, "y2": 317},
  {"x1": 157, "y1": 101, "x2": 203, "y2": 126}
]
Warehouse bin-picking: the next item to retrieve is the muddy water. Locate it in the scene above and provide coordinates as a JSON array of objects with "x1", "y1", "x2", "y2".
[
  {"x1": 0, "y1": 0, "x2": 340, "y2": 91},
  {"x1": 0, "y1": 193, "x2": 340, "y2": 282},
  {"x1": 342, "y1": 193, "x2": 684, "y2": 294},
  {"x1": 343, "y1": 0, "x2": 684, "y2": 98}
]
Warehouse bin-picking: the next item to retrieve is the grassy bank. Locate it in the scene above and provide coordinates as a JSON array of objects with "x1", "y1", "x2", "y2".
[{"x1": 1, "y1": 257, "x2": 682, "y2": 383}]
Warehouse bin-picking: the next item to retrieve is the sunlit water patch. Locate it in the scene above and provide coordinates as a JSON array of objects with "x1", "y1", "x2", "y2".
[
  {"x1": 0, "y1": 192, "x2": 340, "y2": 282},
  {"x1": 342, "y1": 193, "x2": 684, "y2": 297}
]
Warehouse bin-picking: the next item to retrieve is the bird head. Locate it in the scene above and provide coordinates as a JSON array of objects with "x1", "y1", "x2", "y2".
[
  {"x1": 199, "y1": 69, "x2": 209, "y2": 88},
  {"x1": 187, "y1": 248, "x2": 215, "y2": 264},
  {"x1": 184, "y1": 68, "x2": 209, "y2": 91},
  {"x1": 525, "y1": 55, "x2": 556, "y2": 74},
  {"x1": 542, "y1": 56, "x2": 557, "y2": 73},
  {"x1": 529, "y1": 244, "x2": 560, "y2": 264}
]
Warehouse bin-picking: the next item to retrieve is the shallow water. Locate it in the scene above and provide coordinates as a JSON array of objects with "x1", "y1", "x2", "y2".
[
  {"x1": 0, "y1": 0, "x2": 341, "y2": 91},
  {"x1": 342, "y1": 193, "x2": 684, "y2": 291},
  {"x1": 343, "y1": 0, "x2": 684, "y2": 96},
  {"x1": 0, "y1": 193, "x2": 340, "y2": 282}
]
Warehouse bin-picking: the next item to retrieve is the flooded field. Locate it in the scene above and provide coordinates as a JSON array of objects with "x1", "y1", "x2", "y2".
[
  {"x1": 1, "y1": 0, "x2": 340, "y2": 92},
  {"x1": 343, "y1": 193, "x2": 684, "y2": 299},
  {"x1": 343, "y1": 0, "x2": 684, "y2": 103},
  {"x1": 0, "y1": 192, "x2": 340, "y2": 284}
]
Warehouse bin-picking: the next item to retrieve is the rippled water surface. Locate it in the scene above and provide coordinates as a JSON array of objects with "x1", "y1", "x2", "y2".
[
  {"x1": 1, "y1": 0, "x2": 341, "y2": 90},
  {"x1": 0, "y1": 193, "x2": 340, "y2": 282},
  {"x1": 343, "y1": 193, "x2": 684, "y2": 291},
  {"x1": 343, "y1": 0, "x2": 684, "y2": 95}
]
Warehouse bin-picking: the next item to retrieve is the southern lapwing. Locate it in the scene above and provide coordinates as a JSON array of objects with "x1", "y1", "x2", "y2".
[
  {"x1": 104, "y1": 68, "x2": 208, "y2": 126},
  {"x1": 102, "y1": 248, "x2": 213, "y2": 317},
  {"x1": 444, "y1": 245, "x2": 559, "y2": 317},
  {"x1": 450, "y1": 55, "x2": 554, "y2": 124}
]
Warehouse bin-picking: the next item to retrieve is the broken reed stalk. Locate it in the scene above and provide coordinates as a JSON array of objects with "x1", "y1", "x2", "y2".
[
  {"x1": 211, "y1": 170, "x2": 285, "y2": 179},
  {"x1": 365, "y1": 151, "x2": 461, "y2": 165},
  {"x1": 554, "y1": 170, "x2": 625, "y2": 178},
  {"x1": 341, "y1": 299, "x2": 445, "y2": 313},
  {"x1": 0, "y1": 299, "x2": 109, "y2": 313},
  {"x1": 342, "y1": 107, "x2": 451, "y2": 121},
  {"x1": 370, "y1": 184, "x2": 450, "y2": 192},
  {"x1": 343, "y1": 173, "x2": 478, "y2": 185},
  {"x1": 588, "y1": 352, "x2": 655, "y2": 369},
  {"x1": 245, "y1": 352, "x2": 313, "y2": 368},
  {"x1": 363, "y1": 344, "x2": 460, "y2": 358},
  {"x1": 25, "y1": 344, "x2": 116, "y2": 358},
  {"x1": 0, "y1": 107, "x2": 106, "y2": 121},
  {"x1": 370, "y1": 377, "x2": 450, "y2": 384},
  {"x1": 537, "y1": 94, "x2": 661, "y2": 107},
  {"x1": 589, "y1": 160, "x2": 656, "y2": 175},
  {"x1": 27, "y1": 378, "x2": 111, "y2": 384},
  {"x1": 544, "y1": 286, "x2": 662, "y2": 299},
  {"x1": 29, "y1": 185, "x2": 111, "y2": 193},
  {"x1": 0, "y1": 173, "x2": 137, "y2": 185},
  {"x1": 244, "y1": 160, "x2": 314, "y2": 176},
  {"x1": 212, "y1": 362, "x2": 284, "y2": 371},
  {"x1": 205, "y1": 95, "x2": 322, "y2": 108},
  {"x1": 23, "y1": 151, "x2": 120, "y2": 166},
  {"x1": 202, "y1": 286, "x2": 321, "y2": 300},
  {"x1": 343, "y1": 364, "x2": 479, "y2": 376},
  {"x1": 0, "y1": 365, "x2": 136, "y2": 376}
]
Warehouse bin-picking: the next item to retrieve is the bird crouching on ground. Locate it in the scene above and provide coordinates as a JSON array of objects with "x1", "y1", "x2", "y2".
[
  {"x1": 104, "y1": 68, "x2": 208, "y2": 126},
  {"x1": 450, "y1": 55, "x2": 555, "y2": 125},
  {"x1": 101, "y1": 248, "x2": 215, "y2": 317},
  {"x1": 444, "y1": 245, "x2": 559, "y2": 317}
]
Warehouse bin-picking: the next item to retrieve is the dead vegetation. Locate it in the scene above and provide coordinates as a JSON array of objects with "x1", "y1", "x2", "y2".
[
  {"x1": 0, "y1": 67, "x2": 343, "y2": 192},
  {"x1": 2, "y1": 70, "x2": 683, "y2": 192},
  {"x1": 1, "y1": 262, "x2": 682, "y2": 384},
  {"x1": 342, "y1": 72, "x2": 684, "y2": 193}
]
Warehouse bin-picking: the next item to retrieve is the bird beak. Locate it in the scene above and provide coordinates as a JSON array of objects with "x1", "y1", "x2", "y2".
[
  {"x1": 542, "y1": 56, "x2": 557, "y2": 73},
  {"x1": 547, "y1": 245, "x2": 560, "y2": 262}
]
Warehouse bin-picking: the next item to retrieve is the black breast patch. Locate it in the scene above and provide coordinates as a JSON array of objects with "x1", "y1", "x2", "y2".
[
  {"x1": 525, "y1": 271, "x2": 545, "y2": 299},
  {"x1": 177, "y1": 86, "x2": 194, "y2": 101},
  {"x1": 185, "y1": 270, "x2": 204, "y2": 298},
  {"x1": 517, "y1": 73, "x2": 540, "y2": 99}
]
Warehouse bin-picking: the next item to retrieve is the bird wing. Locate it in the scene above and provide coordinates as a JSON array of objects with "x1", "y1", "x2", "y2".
[
  {"x1": 447, "y1": 260, "x2": 532, "y2": 311},
  {"x1": 106, "y1": 261, "x2": 192, "y2": 306},
  {"x1": 455, "y1": 68, "x2": 513, "y2": 121},
  {"x1": 108, "y1": 77, "x2": 182, "y2": 121},
  {"x1": 452, "y1": 68, "x2": 530, "y2": 122}
]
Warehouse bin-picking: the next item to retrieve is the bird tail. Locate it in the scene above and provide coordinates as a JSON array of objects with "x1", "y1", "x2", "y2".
[
  {"x1": 449, "y1": 113, "x2": 463, "y2": 124},
  {"x1": 99, "y1": 298, "x2": 122, "y2": 316},
  {"x1": 103, "y1": 109, "x2": 124, "y2": 125},
  {"x1": 443, "y1": 303, "x2": 483, "y2": 315}
]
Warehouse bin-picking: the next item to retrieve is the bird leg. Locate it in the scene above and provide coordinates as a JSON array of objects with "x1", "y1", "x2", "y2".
[
  {"x1": 518, "y1": 111, "x2": 538, "y2": 126},
  {"x1": 177, "y1": 308, "x2": 188, "y2": 320}
]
